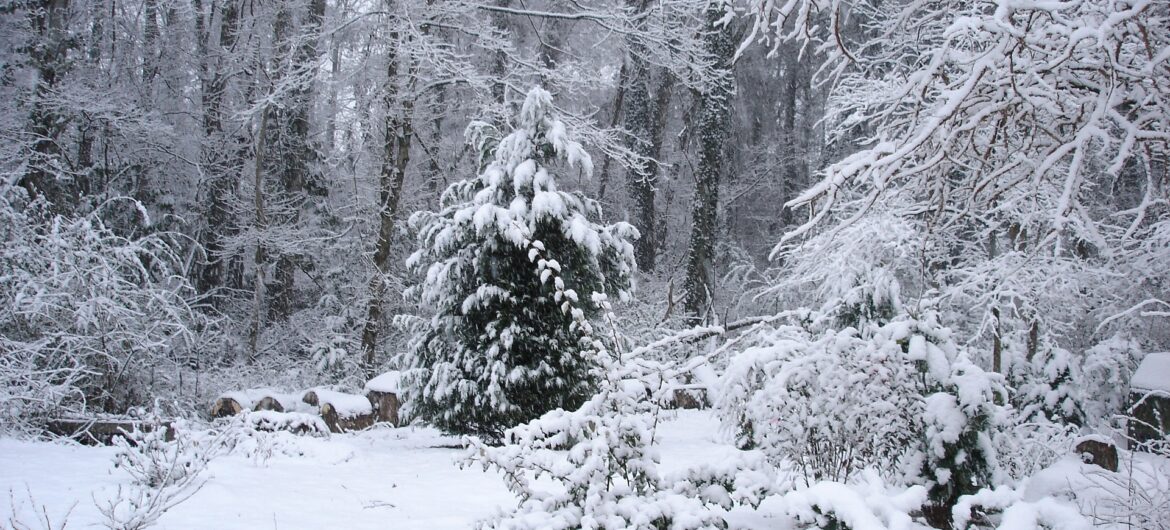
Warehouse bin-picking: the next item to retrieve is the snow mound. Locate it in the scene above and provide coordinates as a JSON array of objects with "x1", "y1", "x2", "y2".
[
  {"x1": 244, "y1": 411, "x2": 329, "y2": 436},
  {"x1": 365, "y1": 371, "x2": 402, "y2": 394},
  {"x1": 1131, "y1": 352, "x2": 1170, "y2": 392}
]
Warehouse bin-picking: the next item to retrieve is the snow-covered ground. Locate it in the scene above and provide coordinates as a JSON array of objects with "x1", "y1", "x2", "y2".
[
  {"x1": 1, "y1": 412, "x2": 739, "y2": 529},
  {"x1": 4, "y1": 411, "x2": 1166, "y2": 529}
]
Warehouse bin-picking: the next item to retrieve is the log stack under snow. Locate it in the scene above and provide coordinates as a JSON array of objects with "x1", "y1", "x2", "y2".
[
  {"x1": 304, "y1": 389, "x2": 376, "y2": 433},
  {"x1": 210, "y1": 372, "x2": 404, "y2": 434}
]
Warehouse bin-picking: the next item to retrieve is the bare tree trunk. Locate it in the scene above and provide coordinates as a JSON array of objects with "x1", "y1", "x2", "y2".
[
  {"x1": 269, "y1": 0, "x2": 326, "y2": 321},
  {"x1": 21, "y1": 0, "x2": 73, "y2": 206},
  {"x1": 360, "y1": 24, "x2": 415, "y2": 378},
  {"x1": 682, "y1": 3, "x2": 735, "y2": 324},
  {"x1": 249, "y1": 107, "x2": 271, "y2": 357},
  {"x1": 195, "y1": 0, "x2": 244, "y2": 298},
  {"x1": 596, "y1": 62, "x2": 627, "y2": 201}
]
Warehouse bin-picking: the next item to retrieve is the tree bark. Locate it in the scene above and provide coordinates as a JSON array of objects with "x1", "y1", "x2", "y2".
[
  {"x1": 195, "y1": 0, "x2": 245, "y2": 298},
  {"x1": 682, "y1": 3, "x2": 735, "y2": 323},
  {"x1": 269, "y1": 0, "x2": 326, "y2": 321},
  {"x1": 360, "y1": 19, "x2": 415, "y2": 378},
  {"x1": 21, "y1": 0, "x2": 73, "y2": 205}
]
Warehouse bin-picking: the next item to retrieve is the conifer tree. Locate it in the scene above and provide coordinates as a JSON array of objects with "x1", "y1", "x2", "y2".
[{"x1": 401, "y1": 87, "x2": 637, "y2": 441}]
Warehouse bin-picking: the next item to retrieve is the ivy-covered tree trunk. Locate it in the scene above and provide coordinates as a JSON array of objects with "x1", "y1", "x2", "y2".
[{"x1": 683, "y1": 3, "x2": 735, "y2": 323}]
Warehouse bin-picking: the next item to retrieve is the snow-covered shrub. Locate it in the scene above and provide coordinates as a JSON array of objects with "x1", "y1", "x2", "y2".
[
  {"x1": 111, "y1": 420, "x2": 215, "y2": 489},
  {"x1": 761, "y1": 208, "x2": 923, "y2": 328},
  {"x1": 1080, "y1": 336, "x2": 1142, "y2": 425},
  {"x1": 777, "y1": 472, "x2": 928, "y2": 530},
  {"x1": 992, "y1": 417, "x2": 1079, "y2": 483},
  {"x1": 0, "y1": 195, "x2": 197, "y2": 427},
  {"x1": 1009, "y1": 343, "x2": 1085, "y2": 427},
  {"x1": 951, "y1": 484, "x2": 1091, "y2": 530},
  {"x1": 911, "y1": 353, "x2": 1002, "y2": 522},
  {"x1": 400, "y1": 87, "x2": 636, "y2": 441},
  {"x1": 717, "y1": 323, "x2": 920, "y2": 483},
  {"x1": 100, "y1": 420, "x2": 221, "y2": 529},
  {"x1": 718, "y1": 311, "x2": 1006, "y2": 523}
]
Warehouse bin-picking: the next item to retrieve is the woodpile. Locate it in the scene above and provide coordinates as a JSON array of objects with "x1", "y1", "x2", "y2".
[
  {"x1": 1128, "y1": 353, "x2": 1170, "y2": 452},
  {"x1": 364, "y1": 371, "x2": 402, "y2": 427},
  {"x1": 209, "y1": 377, "x2": 404, "y2": 434}
]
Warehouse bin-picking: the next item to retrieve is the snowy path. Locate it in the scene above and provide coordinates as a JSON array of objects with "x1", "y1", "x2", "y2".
[{"x1": 2, "y1": 411, "x2": 747, "y2": 529}]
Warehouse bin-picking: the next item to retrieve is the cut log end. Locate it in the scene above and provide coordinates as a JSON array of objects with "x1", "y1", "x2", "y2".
[
  {"x1": 320, "y1": 403, "x2": 376, "y2": 433},
  {"x1": 210, "y1": 397, "x2": 244, "y2": 418},
  {"x1": 253, "y1": 396, "x2": 285, "y2": 413},
  {"x1": 366, "y1": 390, "x2": 401, "y2": 427}
]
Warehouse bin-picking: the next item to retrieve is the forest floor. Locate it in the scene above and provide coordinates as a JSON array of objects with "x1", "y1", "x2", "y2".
[
  {"x1": 2, "y1": 411, "x2": 1165, "y2": 529},
  {"x1": 1, "y1": 411, "x2": 762, "y2": 529}
]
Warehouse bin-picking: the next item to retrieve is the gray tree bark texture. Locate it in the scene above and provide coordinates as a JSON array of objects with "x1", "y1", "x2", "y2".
[{"x1": 683, "y1": 3, "x2": 735, "y2": 323}]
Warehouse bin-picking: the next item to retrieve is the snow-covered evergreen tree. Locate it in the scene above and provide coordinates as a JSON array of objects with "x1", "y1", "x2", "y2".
[{"x1": 401, "y1": 87, "x2": 637, "y2": 441}]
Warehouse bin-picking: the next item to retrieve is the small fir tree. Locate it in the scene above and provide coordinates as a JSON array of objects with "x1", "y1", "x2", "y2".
[{"x1": 400, "y1": 87, "x2": 637, "y2": 441}]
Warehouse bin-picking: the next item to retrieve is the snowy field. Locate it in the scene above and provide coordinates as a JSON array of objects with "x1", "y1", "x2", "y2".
[
  {"x1": 1, "y1": 412, "x2": 753, "y2": 529},
  {"x1": 4, "y1": 411, "x2": 1167, "y2": 529}
]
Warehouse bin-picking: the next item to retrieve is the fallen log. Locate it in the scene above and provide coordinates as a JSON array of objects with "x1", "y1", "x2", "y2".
[
  {"x1": 305, "y1": 389, "x2": 376, "y2": 433},
  {"x1": 46, "y1": 418, "x2": 173, "y2": 446},
  {"x1": 320, "y1": 403, "x2": 376, "y2": 433}
]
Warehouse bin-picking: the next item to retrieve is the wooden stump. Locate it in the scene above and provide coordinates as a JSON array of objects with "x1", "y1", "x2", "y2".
[
  {"x1": 302, "y1": 390, "x2": 320, "y2": 407},
  {"x1": 253, "y1": 395, "x2": 285, "y2": 413},
  {"x1": 320, "y1": 403, "x2": 376, "y2": 433},
  {"x1": 1075, "y1": 438, "x2": 1119, "y2": 472},
  {"x1": 210, "y1": 397, "x2": 245, "y2": 418},
  {"x1": 366, "y1": 391, "x2": 400, "y2": 426}
]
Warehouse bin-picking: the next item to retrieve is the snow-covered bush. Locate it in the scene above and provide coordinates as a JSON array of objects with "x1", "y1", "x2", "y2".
[
  {"x1": 911, "y1": 353, "x2": 1001, "y2": 522},
  {"x1": 1080, "y1": 336, "x2": 1143, "y2": 425},
  {"x1": 717, "y1": 322, "x2": 920, "y2": 483},
  {"x1": 1009, "y1": 344, "x2": 1085, "y2": 426},
  {"x1": 718, "y1": 311, "x2": 1006, "y2": 523},
  {"x1": 100, "y1": 419, "x2": 221, "y2": 530},
  {"x1": 400, "y1": 87, "x2": 637, "y2": 441},
  {"x1": 951, "y1": 484, "x2": 1091, "y2": 530},
  {"x1": 761, "y1": 208, "x2": 922, "y2": 328},
  {"x1": 0, "y1": 195, "x2": 198, "y2": 429},
  {"x1": 776, "y1": 473, "x2": 928, "y2": 530}
]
